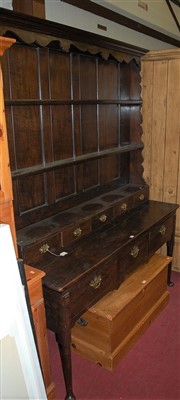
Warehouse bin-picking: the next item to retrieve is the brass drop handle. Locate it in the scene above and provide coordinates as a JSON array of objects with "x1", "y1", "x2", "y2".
[
  {"x1": 130, "y1": 245, "x2": 139, "y2": 258},
  {"x1": 139, "y1": 194, "x2": 145, "y2": 200},
  {"x1": 99, "y1": 214, "x2": 107, "y2": 223},
  {"x1": 121, "y1": 203, "x2": 127, "y2": 211},
  {"x1": 159, "y1": 225, "x2": 166, "y2": 236},
  {"x1": 39, "y1": 243, "x2": 49, "y2": 253},
  {"x1": 73, "y1": 227, "x2": 82, "y2": 237},
  {"x1": 90, "y1": 275, "x2": 102, "y2": 289}
]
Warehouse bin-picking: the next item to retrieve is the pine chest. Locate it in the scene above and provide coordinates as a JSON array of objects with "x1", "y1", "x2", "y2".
[{"x1": 71, "y1": 254, "x2": 171, "y2": 370}]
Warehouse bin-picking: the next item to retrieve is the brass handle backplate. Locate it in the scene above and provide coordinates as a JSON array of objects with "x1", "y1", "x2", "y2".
[
  {"x1": 99, "y1": 214, "x2": 107, "y2": 223},
  {"x1": 130, "y1": 245, "x2": 139, "y2": 258},
  {"x1": 90, "y1": 275, "x2": 102, "y2": 289},
  {"x1": 159, "y1": 225, "x2": 166, "y2": 236},
  {"x1": 39, "y1": 243, "x2": 49, "y2": 253},
  {"x1": 139, "y1": 194, "x2": 145, "y2": 200},
  {"x1": 121, "y1": 203, "x2": 127, "y2": 211},
  {"x1": 73, "y1": 227, "x2": 82, "y2": 237}
]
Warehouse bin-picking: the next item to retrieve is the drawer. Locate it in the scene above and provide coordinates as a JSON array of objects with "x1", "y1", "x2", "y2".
[
  {"x1": 114, "y1": 196, "x2": 133, "y2": 218},
  {"x1": 133, "y1": 187, "x2": 149, "y2": 208},
  {"x1": 92, "y1": 207, "x2": 114, "y2": 231},
  {"x1": 118, "y1": 234, "x2": 149, "y2": 281},
  {"x1": 18, "y1": 232, "x2": 62, "y2": 267},
  {"x1": 68, "y1": 258, "x2": 118, "y2": 321},
  {"x1": 149, "y1": 216, "x2": 174, "y2": 255},
  {"x1": 62, "y1": 219, "x2": 91, "y2": 246}
]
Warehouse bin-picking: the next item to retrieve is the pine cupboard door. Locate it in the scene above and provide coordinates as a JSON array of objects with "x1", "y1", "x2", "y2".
[{"x1": 141, "y1": 49, "x2": 180, "y2": 271}]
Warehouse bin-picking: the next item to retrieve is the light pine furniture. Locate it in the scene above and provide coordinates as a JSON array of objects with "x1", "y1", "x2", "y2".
[
  {"x1": 25, "y1": 264, "x2": 56, "y2": 400},
  {"x1": 71, "y1": 253, "x2": 172, "y2": 370},
  {"x1": 141, "y1": 49, "x2": 180, "y2": 272},
  {"x1": 0, "y1": 37, "x2": 17, "y2": 255},
  {"x1": 0, "y1": 36, "x2": 55, "y2": 400}
]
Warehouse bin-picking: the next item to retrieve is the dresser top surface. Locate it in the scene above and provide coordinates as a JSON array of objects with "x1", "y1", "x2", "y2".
[
  {"x1": 36, "y1": 200, "x2": 178, "y2": 293},
  {"x1": 17, "y1": 184, "x2": 148, "y2": 245}
]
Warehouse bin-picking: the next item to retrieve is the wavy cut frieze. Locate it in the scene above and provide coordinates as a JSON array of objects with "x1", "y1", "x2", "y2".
[{"x1": 0, "y1": 26, "x2": 140, "y2": 64}]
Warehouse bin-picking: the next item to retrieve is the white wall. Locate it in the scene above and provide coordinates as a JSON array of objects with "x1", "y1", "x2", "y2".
[
  {"x1": 0, "y1": 0, "x2": 12, "y2": 9},
  {"x1": 0, "y1": 0, "x2": 179, "y2": 50},
  {"x1": 92, "y1": 0, "x2": 180, "y2": 39},
  {"x1": 45, "y1": 0, "x2": 179, "y2": 50},
  {"x1": 0, "y1": 335, "x2": 29, "y2": 399}
]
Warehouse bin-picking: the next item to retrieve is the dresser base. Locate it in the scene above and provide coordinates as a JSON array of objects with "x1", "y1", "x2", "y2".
[{"x1": 71, "y1": 254, "x2": 171, "y2": 371}]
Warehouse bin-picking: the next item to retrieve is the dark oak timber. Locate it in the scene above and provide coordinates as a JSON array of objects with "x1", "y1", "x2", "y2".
[
  {"x1": 12, "y1": 0, "x2": 45, "y2": 18},
  {"x1": 0, "y1": 10, "x2": 179, "y2": 400}
]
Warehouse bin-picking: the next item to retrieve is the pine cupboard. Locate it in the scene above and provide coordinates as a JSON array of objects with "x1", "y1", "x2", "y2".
[
  {"x1": 71, "y1": 253, "x2": 172, "y2": 370},
  {"x1": 25, "y1": 264, "x2": 56, "y2": 399},
  {"x1": 0, "y1": 37, "x2": 17, "y2": 254},
  {"x1": 141, "y1": 49, "x2": 180, "y2": 272}
]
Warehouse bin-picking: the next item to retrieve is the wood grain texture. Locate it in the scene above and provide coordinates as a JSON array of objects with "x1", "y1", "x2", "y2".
[
  {"x1": 71, "y1": 254, "x2": 171, "y2": 370},
  {"x1": 25, "y1": 264, "x2": 56, "y2": 399},
  {"x1": 142, "y1": 49, "x2": 180, "y2": 271},
  {"x1": 2, "y1": 41, "x2": 144, "y2": 229},
  {"x1": 0, "y1": 37, "x2": 17, "y2": 254}
]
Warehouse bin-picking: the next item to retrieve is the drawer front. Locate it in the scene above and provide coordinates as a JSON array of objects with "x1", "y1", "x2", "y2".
[
  {"x1": 68, "y1": 259, "x2": 118, "y2": 321},
  {"x1": 114, "y1": 196, "x2": 133, "y2": 218},
  {"x1": 18, "y1": 232, "x2": 62, "y2": 267},
  {"x1": 118, "y1": 234, "x2": 149, "y2": 281},
  {"x1": 92, "y1": 207, "x2": 114, "y2": 231},
  {"x1": 62, "y1": 219, "x2": 91, "y2": 246},
  {"x1": 149, "y1": 216, "x2": 174, "y2": 254},
  {"x1": 133, "y1": 187, "x2": 149, "y2": 208}
]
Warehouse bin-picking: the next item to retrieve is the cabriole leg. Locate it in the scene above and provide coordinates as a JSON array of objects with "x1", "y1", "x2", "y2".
[
  {"x1": 166, "y1": 217, "x2": 176, "y2": 286},
  {"x1": 55, "y1": 331, "x2": 76, "y2": 400}
]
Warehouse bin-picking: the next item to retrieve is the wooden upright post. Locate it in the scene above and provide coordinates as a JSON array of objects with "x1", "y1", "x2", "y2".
[
  {"x1": 0, "y1": 37, "x2": 18, "y2": 255},
  {"x1": 12, "y1": 0, "x2": 45, "y2": 19}
]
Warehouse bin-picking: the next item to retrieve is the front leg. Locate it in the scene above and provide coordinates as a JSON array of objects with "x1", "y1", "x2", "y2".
[
  {"x1": 55, "y1": 329, "x2": 76, "y2": 400},
  {"x1": 167, "y1": 239, "x2": 174, "y2": 287},
  {"x1": 166, "y1": 215, "x2": 176, "y2": 287}
]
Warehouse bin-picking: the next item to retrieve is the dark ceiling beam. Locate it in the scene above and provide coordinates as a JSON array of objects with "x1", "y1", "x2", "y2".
[
  {"x1": 61, "y1": 0, "x2": 180, "y2": 47},
  {"x1": 170, "y1": 0, "x2": 180, "y2": 7},
  {"x1": 166, "y1": 0, "x2": 180, "y2": 31}
]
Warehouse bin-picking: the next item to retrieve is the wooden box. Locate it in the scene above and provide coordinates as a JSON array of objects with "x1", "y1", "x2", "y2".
[{"x1": 71, "y1": 254, "x2": 171, "y2": 371}]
